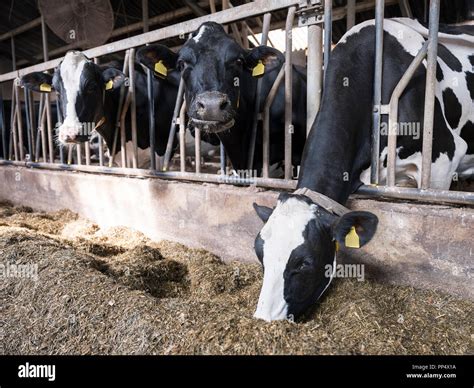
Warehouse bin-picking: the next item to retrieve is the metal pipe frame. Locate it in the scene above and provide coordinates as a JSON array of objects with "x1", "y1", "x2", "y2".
[
  {"x1": 370, "y1": 0, "x2": 384, "y2": 185},
  {"x1": 1, "y1": 159, "x2": 472, "y2": 206},
  {"x1": 346, "y1": 0, "x2": 356, "y2": 30},
  {"x1": 247, "y1": 12, "x2": 271, "y2": 171},
  {"x1": 306, "y1": 23, "x2": 323, "y2": 135},
  {"x1": 262, "y1": 65, "x2": 285, "y2": 178},
  {"x1": 421, "y1": 0, "x2": 440, "y2": 189},
  {"x1": 179, "y1": 100, "x2": 187, "y2": 172},
  {"x1": 284, "y1": 7, "x2": 296, "y2": 180},
  {"x1": 163, "y1": 79, "x2": 185, "y2": 171},
  {"x1": 386, "y1": 41, "x2": 429, "y2": 187},
  {"x1": 323, "y1": 0, "x2": 332, "y2": 80}
]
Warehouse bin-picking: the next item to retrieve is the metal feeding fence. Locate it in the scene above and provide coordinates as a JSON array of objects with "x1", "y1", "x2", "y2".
[{"x1": 0, "y1": 0, "x2": 472, "y2": 205}]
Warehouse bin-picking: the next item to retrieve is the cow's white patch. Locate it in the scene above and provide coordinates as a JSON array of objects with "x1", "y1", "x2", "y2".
[
  {"x1": 58, "y1": 51, "x2": 89, "y2": 139},
  {"x1": 193, "y1": 25, "x2": 207, "y2": 43},
  {"x1": 254, "y1": 197, "x2": 316, "y2": 322}
]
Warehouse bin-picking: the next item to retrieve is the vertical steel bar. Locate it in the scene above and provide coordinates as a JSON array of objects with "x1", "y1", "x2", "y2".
[
  {"x1": 109, "y1": 50, "x2": 130, "y2": 167},
  {"x1": 323, "y1": 0, "x2": 332, "y2": 79},
  {"x1": 263, "y1": 65, "x2": 285, "y2": 178},
  {"x1": 41, "y1": 15, "x2": 54, "y2": 163},
  {"x1": 0, "y1": 86, "x2": 6, "y2": 159},
  {"x1": 40, "y1": 101, "x2": 47, "y2": 162},
  {"x1": 24, "y1": 88, "x2": 33, "y2": 159},
  {"x1": 128, "y1": 48, "x2": 138, "y2": 169},
  {"x1": 76, "y1": 143, "x2": 82, "y2": 165},
  {"x1": 346, "y1": 0, "x2": 356, "y2": 30},
  {"x1": 179, "y1": 100, "x2": 186, "y2": 172},
  {"x1": 220, "y1": 143, "x2": 226, "y2": 174},
  {"x1": 28, "y1": 89, "x2": 36, "y2": 161},
  {"x1": 195, "y1": 127, "x2": 201, "y2": 173},
  {"x1": 35, "y1": 94, "x2": 44, "y2": 161},
  {"x1": 386, "y1": 42, "x2": 429, "y2": 187},
  {"x1": 371, "y1": 0, "x2": 384, "y2": 185},
  {"x1": 120, "y1": 92, "x2": 132, "y2": 168},
  {"x1": 421, "y1": 0, "x2": 440, "y2": 189},
  {"x1": 247, "y1": 12, "x2": 271, "y2": 171},
  {"x1": 14, "y1": 80, "x2": 24, "y2": 160},
  {"x1": 55, "y1": 97, "x2": 64, "y2": 164},
  {"x1": 10, "y1": 36, "x2": 16, "y2": 71},
  {"x1": 163, "y1": 79, "x2": 185, "y2": 171},
  {"x1": 284, "y1": 6, "x2": 296, "y2": 180},
  {"x1": 306, "y1": 24, "x2": 323, "y2": 134}
]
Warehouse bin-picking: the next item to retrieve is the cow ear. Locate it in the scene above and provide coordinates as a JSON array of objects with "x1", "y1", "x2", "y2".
[
  {"x1": 253, "y1": 203, "x2": 274, "y2": 223},
  {"x1": 21, "y1": 72, "x2": 54, "y2": 93},
  {"x1": 332, "y1": 211, "x2": 378, "y2": 249},
  {"x1": 137, "y1": 44, "x2": 178, "y2": 79},
  {"x1": 244, "y1": 46, "x2": 284, "y2": 78},
  {"x1": 102, "y1": 67, "x2": 126, "y2": 91}
]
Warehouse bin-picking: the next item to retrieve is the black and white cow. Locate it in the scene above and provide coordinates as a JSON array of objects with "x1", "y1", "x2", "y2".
[
  {"x1": 20, "y1": 51, "x2": 180, "y2": 167},
  {"x1": 137, "y1": 22, "x2": 308, "y2": 172},
  {"x1": 252, "y1": 18, "x2": 473, "y2": 321}
]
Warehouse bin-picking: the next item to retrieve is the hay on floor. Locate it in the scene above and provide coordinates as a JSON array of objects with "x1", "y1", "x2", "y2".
[{"x1": 0, "y1": 202, "x2": 472, "y2": 355}]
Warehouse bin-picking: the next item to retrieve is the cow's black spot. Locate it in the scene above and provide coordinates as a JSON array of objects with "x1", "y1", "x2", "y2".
[
  {"x1": 437, "y1": 44, "x2": 463, "y2": 72},
  {"x1": 469, "y1": 55, "x2": 474, "y2": 68},
  {"x1": 460, "y1": 120, "x2": 474, "y2": 155},
  {"x1": 465, "y1": 71, "x2": 474, "y2": 100},
  {"x1": 442, "y1": 88, "x2": 462, "y2": 129},
  {"x1": 436, "y1": 62, "x2": 444, "y2": 82}
]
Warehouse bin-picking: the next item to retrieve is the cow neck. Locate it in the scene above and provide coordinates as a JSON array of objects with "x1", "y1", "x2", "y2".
[{"x1": 296, "y1": 37, "x2": 375, "y2": 205}]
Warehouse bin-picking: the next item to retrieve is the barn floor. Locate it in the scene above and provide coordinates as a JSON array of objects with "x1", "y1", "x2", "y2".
[{"x1": 0, "y1": 201, "x2": 472, "y2": 355}]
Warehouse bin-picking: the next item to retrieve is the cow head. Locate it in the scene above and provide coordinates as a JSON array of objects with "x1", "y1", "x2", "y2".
[
  {"x1": 21, "y1": 51, "x2": 125, "y2": 144},
  {"x1": 137, "y1": 22, "x2": 284, "y2": 133},
  {"x1": 253, "y1": 193, "x2": 378, "y2": 321}
]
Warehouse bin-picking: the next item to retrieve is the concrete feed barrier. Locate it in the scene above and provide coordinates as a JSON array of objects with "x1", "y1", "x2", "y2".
[{"x1": 0, "y1": 165, "x2": 472, "y2": 300}]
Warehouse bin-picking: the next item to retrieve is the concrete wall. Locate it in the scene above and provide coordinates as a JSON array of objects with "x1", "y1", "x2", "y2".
[{"x1": 0, "y1": 166, "x2": 472, "y2": 300}]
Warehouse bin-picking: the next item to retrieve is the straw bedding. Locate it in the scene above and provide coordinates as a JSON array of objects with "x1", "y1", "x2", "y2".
[{"x1": 0, "y1": 201, "x2": 472, "y2": 355}]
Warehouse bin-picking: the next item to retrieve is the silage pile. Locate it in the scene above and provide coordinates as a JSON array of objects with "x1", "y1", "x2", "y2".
[{"x1": 0, "y1": 201, "x2": 472, "y2": 355}]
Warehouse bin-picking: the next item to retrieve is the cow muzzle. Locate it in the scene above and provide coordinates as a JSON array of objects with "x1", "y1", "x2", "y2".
[{"x1": 189, "y1": 91, "x2": 235, "y2": 133}]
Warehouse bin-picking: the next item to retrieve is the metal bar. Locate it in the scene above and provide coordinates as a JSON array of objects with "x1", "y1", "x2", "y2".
[
  {"x1": 179, "y1": 101, "x2": 187, "y2": 172},
  {"x1": 220, "y1": 143, "x2": 226, "y2": 174},
  {"x1": 55, "y1": 98, "x2": 63, "y2": 164},
  {"x1": 386, "y1": 42, "x2": 429, "y2": 187},
  {"x1": 398, "y1": 0, "x2": 413, "y2": 17},
  {"x1": 323, "y1": 0, "x2": 332, "y2": 78},
  {"x1": 0, "y1": 0, "x2": 302, "y2": 83},
  {"x1": 35, "y1": 94, "x2": 44, "y2": 162},
  {"x1": 346, "y1": 0, "x2": 356, "y2": 30},
  {"x1": 195, "y1": 127, "x2": 201, "y2": 173},
  {"x1": 284, "y1": 7, "x2": 296, "y2": 180},
  {"x1": 98, "y1": 134, "x2": 104, "y2": 166},
  {"x1": 76, "y1": 144, "x2": 82, "y2": 165},
  {"x1": 11, "y1": 36, "x2": 16, "y2": 71},
  {"x1": 0, "y1": 87, "x2": 6, "y2": 159},
  {"x1": 11, "y1": 89, "x2": 19, "y2": 161},
  {"x1": 370, "y1": 0, "x2": 384, "y2": 185},
  {"x1": 421, "y1": 0, "x2": 440, "y2": 190},
  {"x1": 247, "y1": 12, "x2": 271, "y2": 171},
  {"x1": 67, "y1": 145, "x2": 73, "y2": 165},
  {"x1": 128, "y1": 49, "x2": 138, "y2": 169},
  {"x1": 0, "y1": 18, "x2": 42, "y2": 42},
  {"x1": 40, "y1": 99, "x2": 48, "y2": 162},
  {"x1": 120, "y1": 92, "x2": 132, "y2": 168},
  {"x1": 3, "y1": 159, "x2": 473, "y2": 207},
  {"x1": 24, "y1": 88, "x2": 33, "y2": 159},
  {"x1": 306, "y1": 24, "x2": 323, "y2": 134},
  {"x1": 262, "y1": 66, "x2": 285, "y2": 178},
  {"x1": 163, "y1": 79, "x2": 185, "y2": 171},
  {"x1": 14, "y1": 80, "x2": 24, "y2": 160},
  {"x1": 110, "y1": 51, "x2": 130, "y2": 167}
]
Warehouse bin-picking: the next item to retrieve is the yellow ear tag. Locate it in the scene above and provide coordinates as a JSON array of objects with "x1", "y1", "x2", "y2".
[
  {"x1": 105, "y1": 80, "x2": 114, "y2": 90},
  {"x1": 252, "y1": 60, "x2": 265, "y2": 77},
  {"x1": 335, "y1": 241, "x2": 340, "y2": 252},
  {"x1": 40, "y1": 83, "x2": 51, "y2": 92},
  {"x1": 345, "y1": 226, "x2": 360, "y2": 248},
  {"x1": 154, "y1": 60, "x2": 168, "y2": 77}
]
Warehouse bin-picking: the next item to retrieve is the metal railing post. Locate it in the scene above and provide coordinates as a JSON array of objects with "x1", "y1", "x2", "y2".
[
  {"x1": 421, "y1": 0, "x2": 440, "y2": 189},
  {"x1": 371, "y1": 0, "x2": 384, "y2": 185},
  {"x1": 284, "y1": 6, "x2": 296, "y2": 180}
]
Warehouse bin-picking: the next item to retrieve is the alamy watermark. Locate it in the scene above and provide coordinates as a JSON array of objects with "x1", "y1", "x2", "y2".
[
  {"x1": 325, "y1": 263, "x2": 365, "y2": 282},
  {"x1": 218, "y1": 167, "x2": 258, "y2": 185},
  {"x1": 0, "y1": 262, "x2": 38, "y2": 281}
]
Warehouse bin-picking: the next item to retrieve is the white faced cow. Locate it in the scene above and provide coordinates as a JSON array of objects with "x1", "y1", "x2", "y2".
[{"x1": 253, "y1": 18, "x2": 473, "y2": 321}]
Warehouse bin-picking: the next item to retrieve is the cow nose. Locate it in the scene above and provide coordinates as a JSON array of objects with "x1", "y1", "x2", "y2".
[{"x1": 194, "y1": 91, "x2": 231, "y2": 121}]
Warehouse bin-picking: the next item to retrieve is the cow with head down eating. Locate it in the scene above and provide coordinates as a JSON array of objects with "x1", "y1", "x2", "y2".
[{"x1": 252, "y1": 18, "x2": 473, "y2": 321}]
